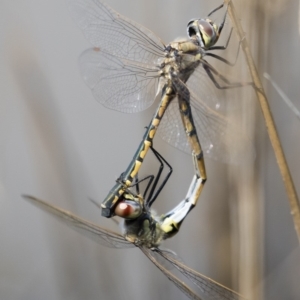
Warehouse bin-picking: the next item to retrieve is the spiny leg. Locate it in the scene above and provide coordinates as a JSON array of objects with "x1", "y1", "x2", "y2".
[
  {"x1": 208, "y1": 28, "x2": 233, "y2": 51},
  {"x1": 206, "y1": 32, "x2": 243, "y2": 67},
  {"x1": 129, "y1": 146, "x2": 173, "y2": 207},
  {"x1": 207, "y1": 3, "x2": 225, "y2": 18},
  {"x1": 130, "y1": 174, "x2": 155, "y2": 196},
  {"x1": 206, "y1": 51, "x2": 237, "y2": 67},
  {"x1": 147, "y1": 146, "x2": 173, "y2": 208},
  {"x1": 207, "y1": 2, "x2": 228, "y2": 36},
  {"x1": 202, "y1": 58, "x2": 254, "y2": 89}
]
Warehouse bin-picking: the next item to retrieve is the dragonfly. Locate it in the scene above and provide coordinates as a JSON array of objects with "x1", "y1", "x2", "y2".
[
  {"x1": 24, "y1": 147, "x2": 245, "y2": 300},
  {"x1": 67, "y1": 0, "x2": 254, "y2": 218}
]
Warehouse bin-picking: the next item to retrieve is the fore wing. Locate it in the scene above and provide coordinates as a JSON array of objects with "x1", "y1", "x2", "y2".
[
  {"x1": 140, "y1": 246, "x2": 202, "y2": 300},
  {"x1": 23, "y1": 195, "x2": 133, "y2": 249},
  {"x1": 79, "y1": 48, "x2": 159, "y2": 113},
  {"x1": 158, "y1": 79, "x2": 255, "y2": 164},
  {"x1": 68, "y1": 0, "x2": 165, "y2": 64},
  {"x1": 157, "y1": 249, "x2": 246, "y2": 300}
]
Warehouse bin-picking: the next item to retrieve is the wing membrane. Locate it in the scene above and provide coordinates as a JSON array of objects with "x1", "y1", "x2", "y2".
[
  {"x1": 157, "y1": 249, "x2": 245, "y2": 300},
  {"x1": 158, "y1": 86, "x2": 255, "y2": 164},
  {"x1": 68, "y1": 0, "x2": 165, "y2": 64},
  {"x1": 186, "y1": 66, "x2": 226, "y2": 113},
  {"x1": 140, "y1": 247, "x2": 203, "y2": 300},
  {"x1": 24, "y1": 195, "x2": 133, "y2": 249},
  {"x1": 79, "y1": 48, "x2": 159, "y2": 113}
]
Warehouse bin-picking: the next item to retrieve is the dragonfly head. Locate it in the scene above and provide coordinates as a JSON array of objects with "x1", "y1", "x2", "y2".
[
  {"x1": 187, "y1": 18, "x2": 220, "y2": 49},
  {"x1": 114, "y1": 194, "x2": 144, "y2": 219}
]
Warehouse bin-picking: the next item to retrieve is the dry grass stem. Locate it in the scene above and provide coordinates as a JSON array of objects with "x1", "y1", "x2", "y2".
[{"x1": 224, "y1": 0, "x2": 300, "y2": 242}]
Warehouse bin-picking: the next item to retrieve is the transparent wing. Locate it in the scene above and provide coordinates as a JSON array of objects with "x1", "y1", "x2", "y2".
[
  {"x1": 186, "y1": 66, "x2": 227, "y2": 113},
  {"x1": 79, "y1": 48, "x2": 159, "y2": 113},
  {"x1": 139, "y1": 246, "x2": 202, "y2": 300},
  {"x1": 68, "y1": 0, "x2": 165, "y2": 64},
  {"x1": 150, "y1": 248, "x2": 183, "y2": 271},
  {"x1": 156, "y1": 249, "x2": 246, "y2": 300},
  {"x1": 158, "y1": 83, "x2": 255, "y2": 164},
  {"x1": 23, "y1": 195, "x2": 134, "y2": 249}
]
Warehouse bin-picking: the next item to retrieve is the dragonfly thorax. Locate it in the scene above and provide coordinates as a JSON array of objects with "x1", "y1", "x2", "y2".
[
  {"x1": 113, "y1": 193, "x2": 165, "y2": 247},
  {"x1": 161, "y1": 40, "x2": 202, "y2": 84},
  {"x1": 123, "y1": 211, "x2": 166, "y2": 248},
  {"x1": 119, "y1": 197, "x2": 183, "y2": 247}
]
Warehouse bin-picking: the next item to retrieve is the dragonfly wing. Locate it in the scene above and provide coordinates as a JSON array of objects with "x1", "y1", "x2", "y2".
[
  {"x1": 79, "y1": 48, "x2": 159, "y2": 113},
  {"x1": 23, "y1": 195, "x2": 134, "y2": 249},
  {"x1": 149, "y1": 248, "x2": 182, "y2": 271},
  {"x1": 186, "y1": 66, "x2": 226, "y2": 113},
  {"x1": 139, "y1": 246, "x2": 202, "y2": 300},
  {"x1": 157, "y1": 91, "x2": 255, "y2": 164},
  {"x1": 189, "y1": 90, "x2": 255, "y2": 164},
  {"x1": 157, "y1": 97, "x2": 191, "y2": 154},
  {"x1": 188, "y1": 67, "x2": 255, "y2": 163},
  {"x1": 157, "y1": 249, "x2": 246, "y2": 300},
  {"x1": 68, "y1": 0, "x2": 165, "y2": 64}
]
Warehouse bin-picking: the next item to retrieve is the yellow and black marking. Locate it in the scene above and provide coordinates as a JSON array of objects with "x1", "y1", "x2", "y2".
[
  {"x1": 101, "y1": 86, "x2": 176, "y2": 217},
  {"x1": 102, "y1": 39, "x2": 208, "y2": 218},
  {"x1": 171, "y1": 70, "x2": 207, "y2": 208},
  {"x1": 178, "y1": 96, "x2": 207, "y2": 206}
]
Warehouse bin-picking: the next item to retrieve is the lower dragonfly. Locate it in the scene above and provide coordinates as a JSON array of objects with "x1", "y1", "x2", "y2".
[
  {"x1": 24, "y1": 147, "x2": 245, "y2": 300},
  {"x1": 67, "y1": 0, "x2": 255, "y2": 218}
]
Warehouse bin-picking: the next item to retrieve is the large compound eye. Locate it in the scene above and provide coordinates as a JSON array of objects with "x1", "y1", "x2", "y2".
[
  {"x1": 198, "y1": 19, "x2": 218, "y2": 48},
  {"x1": 114, "y1": 199, "x2": 142, "y2": 219},
  {"x1": 198, "y1": 19, "x2": 214, "y2": 39}
]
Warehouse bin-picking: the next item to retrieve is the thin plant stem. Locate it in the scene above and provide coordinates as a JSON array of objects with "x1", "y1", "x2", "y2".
[{"x1": 224, "y1": 0, "x2": 300, "y2": 242}]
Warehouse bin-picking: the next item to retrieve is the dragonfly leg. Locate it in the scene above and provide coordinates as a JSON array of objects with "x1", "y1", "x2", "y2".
[
  {"x1": 207, "y1": 2, "x2": 228, "y2": 36},
  {"x1": 146, "y1": 146, "x2": 173, "y2": 208},
  {"x1": 207, "y1": 3, "x2": 225, "y2": 18},
  {"x1": 207, "y1": 32, "x2": 244, "y2": 67},
  {"x1": 126, "y1": 146, "x2": 172, "y2": 208},
  {"x1": 130, "y1": 174, "x2": 155, "y2": 196},
  {"x1": 202, "y1": 58, "x2": 254, "y2": 89},
  {"x1": 208, "y1": 28, "x2": 233, "y2": 51},
  {"x1": 217, "y1": 3, "x2": 228, "y2": 35}
]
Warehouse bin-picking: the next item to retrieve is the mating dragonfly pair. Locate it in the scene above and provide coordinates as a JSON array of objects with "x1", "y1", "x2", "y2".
[{"x1": 25, "y1": 0, "x2": 253, "y2": 299}]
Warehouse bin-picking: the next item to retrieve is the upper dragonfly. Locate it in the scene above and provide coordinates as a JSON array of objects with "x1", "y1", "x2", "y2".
[{"x1": 67, "y1": 0, "x2": 254, "y2": 217}]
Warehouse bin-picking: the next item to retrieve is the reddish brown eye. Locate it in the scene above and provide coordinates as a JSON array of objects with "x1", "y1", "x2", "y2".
[
  {"x1": 199, "y1": 20, "x2": 213, "y2": 38},
  {"x1": 114, "y1": 199, "x2": 142, "y2": 219},
  {"x1": 115, "y1": 201, "x2": 132, "y2": 217}
]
